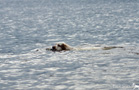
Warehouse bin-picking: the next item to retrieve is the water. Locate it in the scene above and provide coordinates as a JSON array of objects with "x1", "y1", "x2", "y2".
[{"x1": 0, "y1": 0, "x2": 139, "y2": 90}]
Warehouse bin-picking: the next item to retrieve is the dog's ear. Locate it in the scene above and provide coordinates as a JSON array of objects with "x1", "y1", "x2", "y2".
[{"x1": 61, "y1": 44, "x2": 67, "y2": 50}]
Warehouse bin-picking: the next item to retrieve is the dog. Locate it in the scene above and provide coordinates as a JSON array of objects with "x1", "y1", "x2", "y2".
[
  {"x1": 46, "y1": 42, "x2": 124, "y2": 52},
  {"x1": 46, "y1": 42, "x2": 73, "y2": 52}
]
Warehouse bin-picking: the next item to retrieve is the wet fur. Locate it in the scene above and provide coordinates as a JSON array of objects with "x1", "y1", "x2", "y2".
[
  {"x1": 46, "y1": 43, "x2": 73, "y2": 52},
  {"x1": 46, "y1": 43, "x2": 124, "y2": 52}
]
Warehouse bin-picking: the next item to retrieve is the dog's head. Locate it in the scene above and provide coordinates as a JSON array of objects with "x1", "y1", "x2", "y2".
[{"x1": 51, "y1": 43, "x2": 71, "y2": 51}]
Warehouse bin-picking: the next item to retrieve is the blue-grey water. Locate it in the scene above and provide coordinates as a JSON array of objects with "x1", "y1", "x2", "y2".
[{"x1": 0, "y1": 0, "x2": 139, "y2": 90}]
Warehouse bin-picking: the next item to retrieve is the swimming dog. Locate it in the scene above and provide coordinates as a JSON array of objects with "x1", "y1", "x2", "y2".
[
  {"x1": 46, "y1": 42, "x2": 124, "y2": 52},
  {"x1": 46, "y1": 42, "x2": 73, "y2": 52}
]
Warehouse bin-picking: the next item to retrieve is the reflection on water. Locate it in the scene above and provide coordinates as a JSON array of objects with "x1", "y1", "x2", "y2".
[{"x1": 0, "y1": 0, "x2": 139, "y2": 90}]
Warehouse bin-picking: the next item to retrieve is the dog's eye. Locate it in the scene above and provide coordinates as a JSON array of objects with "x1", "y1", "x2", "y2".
[{"x1": 58, "y1": 44, "x2": 61, "y2": 47}]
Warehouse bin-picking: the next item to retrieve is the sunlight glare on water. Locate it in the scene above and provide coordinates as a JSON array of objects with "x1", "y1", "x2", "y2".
[{"x1": 0, "y1": 0, "x2": 139, "y2": 90}]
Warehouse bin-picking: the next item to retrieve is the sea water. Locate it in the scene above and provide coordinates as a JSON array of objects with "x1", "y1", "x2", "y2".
[{"x1": 0, "y1": 0, "x2": 139, "y2": 90}]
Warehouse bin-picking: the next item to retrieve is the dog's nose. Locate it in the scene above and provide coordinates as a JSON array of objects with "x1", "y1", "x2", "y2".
[{"x1": 52, "y1": 46, "x2": 56, "y2": 50}]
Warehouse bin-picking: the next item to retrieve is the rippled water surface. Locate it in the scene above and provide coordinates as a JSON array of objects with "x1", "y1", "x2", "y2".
[{"x1": 0, "y1": 0, "x2": 139, "y2": 90}]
